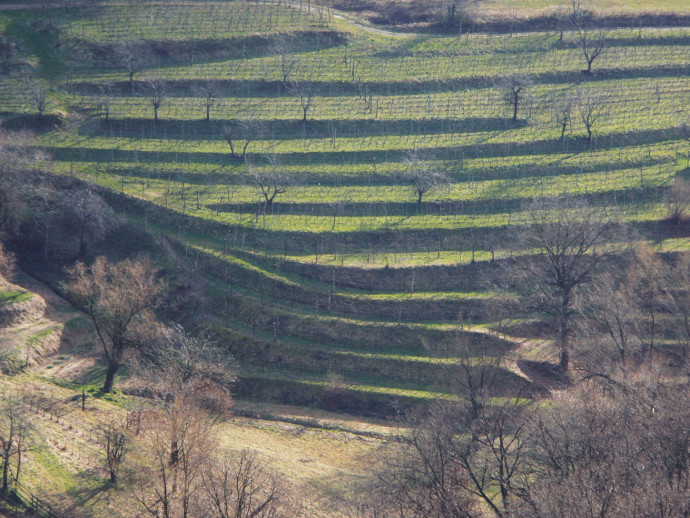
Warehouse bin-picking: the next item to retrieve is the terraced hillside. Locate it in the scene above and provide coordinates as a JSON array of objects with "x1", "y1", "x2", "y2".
[{"x1": 1, "y1": 0, "x2": 689, "y2": 414}]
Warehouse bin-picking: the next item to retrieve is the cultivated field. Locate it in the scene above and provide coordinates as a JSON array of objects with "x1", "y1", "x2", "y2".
[{"x1": 0, "y1": 0, "x2": 689, "y2": 462}]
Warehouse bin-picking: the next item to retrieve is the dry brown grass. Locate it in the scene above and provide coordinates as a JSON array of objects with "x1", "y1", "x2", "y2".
[{"x1": 0, "y1": 375, "x2": 394, "y2": 517}]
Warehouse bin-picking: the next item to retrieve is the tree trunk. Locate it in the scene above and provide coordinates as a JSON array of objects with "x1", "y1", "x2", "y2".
[
  {"x1": 417, "y1": 192, "x2": 423, "y2": 212},
  {"x1": 1, "y1": 451, "x2": 10, "y2": 495},
  {"x1": 206, "y1": 104, "x2": 210, "y2": 121},
  {"x1": 78, "y1": 227, "x2": 87, "y2": 259},
  {"x1": 103, "y1": 361, "x2": 120, "y2": 393},
  {"x1": 559, "y1": 315, "x2": 570, "y2": 372},
  {"x1": 129, "y1": 71, "x2": 134, "y2": 93},
  {"x1": 15, "y1": 441, "x2": 21, "y2": 491},
  {"x1": 513, "y1": 98, "x2": 518, "y2": 121}
]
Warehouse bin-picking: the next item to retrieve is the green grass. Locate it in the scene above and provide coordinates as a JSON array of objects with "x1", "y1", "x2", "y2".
[
  {"x1": 27, "y1": 325, "x2": 63, "y2": 347},
  {"x1": 0, "y1": 291, "x2": 34, "y2": 306},
  {"x1": 1, "y1": 0, "x2": 688, "y2": 416}
]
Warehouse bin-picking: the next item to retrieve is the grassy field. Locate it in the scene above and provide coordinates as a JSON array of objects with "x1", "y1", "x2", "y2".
[
  {"x1": 1, "y1": 0, "x2": 687, "y2": 401},
  {"x1": 0, "y1": 374, "x2": 390, "y2": 517},
  {"x1": 481, "y1": 0, "x2": 690, "y2": 14}
]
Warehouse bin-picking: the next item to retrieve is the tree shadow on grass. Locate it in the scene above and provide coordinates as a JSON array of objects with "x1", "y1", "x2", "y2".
[
  {"x1": 64, "y1": 471, "x2": 115, "y2": 518},
  {"x1": 0, "y1": 113, "x2": 62, "y2": 133}
]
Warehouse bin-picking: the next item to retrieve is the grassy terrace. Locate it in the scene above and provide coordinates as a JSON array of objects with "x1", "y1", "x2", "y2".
[
  {"x1": 0, "y1": 290, "x2": 33, "y2": 306},
  {"x1": 1, "y1": 0, "x2": 688, "y2": 413}
]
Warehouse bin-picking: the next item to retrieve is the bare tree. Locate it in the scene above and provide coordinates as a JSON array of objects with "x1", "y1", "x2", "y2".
[
  {"x1": 116, "y1": 41, "x2": 147, "y2": 93},
  {"x1": 511, "y1": 198, "x2": 620, "y2": 373},
  {"x1": 502, "y1": 74, "x2": 532, "y2": 122},
  {"x1": 140, "y1": 78, "x2": 167, "y2": 122},
  {"x1": 0, "y1": 396, "x2": 31, "y2": 496},
  {"x1": 575, "y1": 24, "x2": 607, "y2": 74},
  {"x1": 133, "y1": 398, "x2": 216, "y2": 518},
  {"x1": 375, "y1": 405, "x2": 478, "y2": 518},
  {"x1": 193, "y1": 79, "x2": 220, "y2": 122},
  {"x1": 249, "y1": 157, "x2": 290, "y2": 217},
  {"x1": 272, "y1": 35, "x2": 297, "y2": 86},
  {"x1": 223, "y1": 113, "x2": 262, "y2": 160},
  {"x1": 468, "y1": 402, "x2": 533, "y2": 517},
  {"x1": 554, "y1": 96, "x2": 573, "y2": 140},
  {"x1": 576, "y1": 90, "x2": 606, "y2": 143},
  {"x1": 64, "y1": 256, "x2": 166, "y2": 393},
  {"x1": 98, "y1": 416, "x2": 129, "y2": 484},
  {"x1": 664, "y1": 177, "x2": 690, "y2": 224},
  {"x1": 96, "y1": 82, "x2": 114, "y2": 122},
  {"x1": 139, "y1": 324, "x2": 237, "y2": 413},
  {"x1": 567, "y1": 1, "x2": 607, "y2": 74},
  {"x1": 24, "y1": 76, "x2": 47, "y2": 121},
  {"x1": 201, "y1": 450, "x2": 292, "y2": 518},
  {"x1": 403, "y1": 148, "x2": 450, "y2": 211},
  {"x1": 286, "y1": 80, "x2": 317, "y2": 123}
]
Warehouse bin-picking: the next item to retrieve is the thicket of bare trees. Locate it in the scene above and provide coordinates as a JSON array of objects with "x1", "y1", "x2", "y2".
[
  {"x1": 0, "y1": 131, "x2": 44, "y2": 239},
  {"x1": 120, "y1": 334, "x2": 292, "y2": 518},
  {"x1": 128, "y1": 399, "x2": 295, "y2": 518},
  {"x1": 346, "y1": 207, "x2": 690, "y2": 517},
  {"x1": 0, "y1": 131, "x2": 117, "y2": 261},
  {"x1": 515, "y1": 380, "x2": 690, "y2": 518},
  {"x1": 356, "y1": 363, "x2": 689, "y2": 518},
  {"x1": 0, "y1": 243, "x2": 15, "y2": 279}
]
